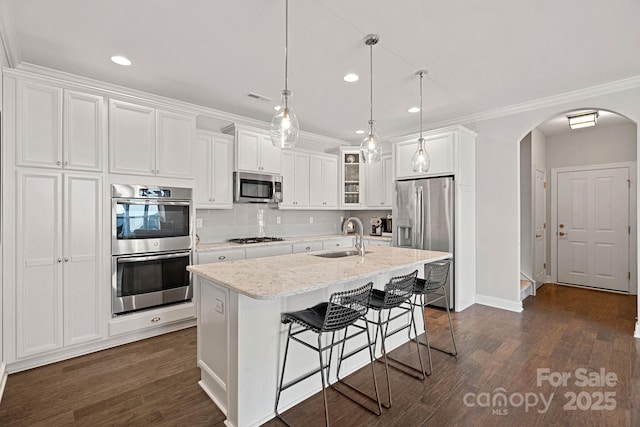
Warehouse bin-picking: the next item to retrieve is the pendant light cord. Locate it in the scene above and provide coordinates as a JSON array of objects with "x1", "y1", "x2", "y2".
[
  {"x1": 369, "y1": 42, "x2": 373, "y2": 128},
  {"x1": 419, "y1": 72, "x2": 423, "y2": 141},
  {"x1": 283, "y1": 0, "x2": 289, "y2": 108}
]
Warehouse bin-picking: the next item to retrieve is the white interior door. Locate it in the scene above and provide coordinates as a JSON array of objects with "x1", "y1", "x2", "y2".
[
  {"x1": 557, "y1": 167, "x2": 629, "y2": 292},
  {"x1": 533, "y1": 169, "x2": 546, "y2": 287}
]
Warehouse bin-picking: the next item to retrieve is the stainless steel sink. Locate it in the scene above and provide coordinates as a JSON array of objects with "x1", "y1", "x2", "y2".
[{"x1": 313, "y1": 250, "x2": 370, "y2": 258}]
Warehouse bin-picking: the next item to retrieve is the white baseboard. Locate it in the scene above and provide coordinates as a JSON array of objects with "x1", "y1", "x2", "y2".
[
  {"x1": 635, "y1": 321, "x2": 640, "y2": 339},
  {"x1": 0, "y1": 361, "x2": 7, "y2": 403},
  {"x1": 475, "y1": 294, "x2": 523, "y2": 313}
]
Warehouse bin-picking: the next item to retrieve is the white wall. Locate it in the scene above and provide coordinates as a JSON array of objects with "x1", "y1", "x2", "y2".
[
  {"x1": 520, "y1": 133, "x2": 532, "y2": 279},
  {"x1": 459, "y1": 87, "x2": 640, "y2": 323},
  {"x1": 531, "y1": 129, "x2": 547, "y2": 277}
]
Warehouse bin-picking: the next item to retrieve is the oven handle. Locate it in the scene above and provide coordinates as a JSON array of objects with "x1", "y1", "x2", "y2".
[
  {"x1": 116, "y1": 251, "x2": 191, "y2": 263},
  {"x1": 113, "y1": 198, "x2": 191, "y2": 206}
]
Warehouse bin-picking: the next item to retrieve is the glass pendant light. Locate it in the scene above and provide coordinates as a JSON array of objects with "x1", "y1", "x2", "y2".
[
  {"x1": 360, "y1": 34, "x2": 381, "y2": 164},
  {"x1": 270, "y1": 0, "x2": 299, "y2": 148},
  {"x1": 411, "y1": 70, "x2": 430, "y2": 173}
]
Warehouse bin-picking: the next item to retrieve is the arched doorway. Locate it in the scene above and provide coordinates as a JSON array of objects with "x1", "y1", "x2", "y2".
[{"x1": 519, "y1": 108, "x2": 637, "y2": 299}]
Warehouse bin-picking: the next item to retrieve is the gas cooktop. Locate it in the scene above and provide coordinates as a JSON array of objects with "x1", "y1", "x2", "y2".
[{"x1": 228, "y1": 237, "x2": 285, "y2": 244}]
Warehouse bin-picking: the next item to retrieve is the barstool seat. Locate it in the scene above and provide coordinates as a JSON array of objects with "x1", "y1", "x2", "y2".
[{"x1": 274, "y1": 283, "x2": 382, "y2": 427}]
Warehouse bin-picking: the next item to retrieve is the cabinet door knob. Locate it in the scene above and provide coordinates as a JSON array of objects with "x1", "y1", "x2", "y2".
[
  {"x1": 56, "y1": 161, "x2": 62, "y2": 165},
  {"x1": 64, "y1": 257, "x2": 69, "y2": 262},
  {"x1": 57, "y1": 258, "x2": 62, "y2": 263}
]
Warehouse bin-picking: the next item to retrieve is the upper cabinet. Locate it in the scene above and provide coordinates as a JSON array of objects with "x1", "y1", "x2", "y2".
[
  {"x1": 393, "y1": 125, "x2": 476, "y2": 186},
  {"x1": 109, "y1": 99, "x2": 195, "y2": 178},
  {"x1": 365, "y1": 154, "x2": 393, "y2": 208},
  {"x1": 194, "y1": 131, "x2": 234, "y2": 209},
  {"x1": 15, "y1": 80, "x2": 104, "y2": 171},
  {"x1": 394, "y1": 132, "x2": 454, "y2": 180},
  {"x1": 309, "y1": 155, "x2": 338, "y2": 209},
  {"x1": 223, "y1": 125, "x2": 282, "y2": 174},
  {"x1": 281, "y1": 150, "x2": 310, "y2": 208},
  {"x1": 339, "y1": 148, "x2": 364, "y2": 209}
]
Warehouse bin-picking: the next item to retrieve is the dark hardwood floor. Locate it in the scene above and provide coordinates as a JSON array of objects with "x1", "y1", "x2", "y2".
[{"x1": 0, "y1": 283, "x2": 637, "y2": 426}]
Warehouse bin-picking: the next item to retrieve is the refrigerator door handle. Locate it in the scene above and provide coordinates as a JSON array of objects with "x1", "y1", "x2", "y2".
[{"x1": 416, "y1": 186, "x2": 424, "y2": 249}]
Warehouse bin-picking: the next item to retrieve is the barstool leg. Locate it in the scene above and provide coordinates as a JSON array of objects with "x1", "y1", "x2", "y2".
[
  {"x1": 317, "y1": 333, "x2": 330, "y2": 427},
  {"x1": 364, "y1": 318, "x2": 383, "y2": 415},
  {"x1": 377, "y1": 310, "x2": 392, "y2": 408},
  {"x1": 408, "y1": 300, "x2": 427, "y2": 379},
  {"x1": 418, "y1": 294, "x2": 434, "y2": 375},
  {"x1": 443, "y1": 291, "x2": 458, "y2": 356},
  {"x1": 275, "y1": 324, "x2": 294, "y2": 424}
]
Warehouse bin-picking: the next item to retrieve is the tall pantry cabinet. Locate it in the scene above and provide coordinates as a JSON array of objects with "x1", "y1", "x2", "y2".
[{"x1": 2, "y1": 73, "x2": 105, "y2": 364}]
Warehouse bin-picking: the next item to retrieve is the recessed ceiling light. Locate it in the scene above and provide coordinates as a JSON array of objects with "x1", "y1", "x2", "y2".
[
  {"x1": 408, "y1": 107, "x2": 420, "y2": 113},
  {"x1": 355, "y1": 130, "x2": 365, "y2": 134},
  {"x1": 111, "y1": 55, "x2": 131, "y2": 66},
  {"x1": 343, "y1": 73, "x2": 359, "y2": 83}
]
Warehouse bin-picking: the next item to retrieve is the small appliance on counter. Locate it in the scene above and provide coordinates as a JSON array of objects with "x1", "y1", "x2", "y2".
[
  {"x1": 370, "y1": 217, "x2": 382, "y2": 236},
  {"x1": 381, "y1": 214, "x2": 392, "y2": 237}
]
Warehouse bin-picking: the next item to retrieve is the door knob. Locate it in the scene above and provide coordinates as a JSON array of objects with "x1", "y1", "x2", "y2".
[
  {"x1": 559, "y1": 232, "x2": 567, "y2": 236},
  {"x1": 559, "y1": 224, "x2": 565, "y2": 228}
]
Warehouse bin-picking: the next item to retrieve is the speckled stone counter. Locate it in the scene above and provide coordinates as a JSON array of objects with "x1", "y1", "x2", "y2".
[{"x1": 188, "y1": 246, "x2": 450, "y2": 299}]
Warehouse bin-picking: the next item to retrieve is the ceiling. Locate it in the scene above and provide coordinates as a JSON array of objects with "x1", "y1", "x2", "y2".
[{"x1": 1, "y1": 0, "x2": 639, "y2": 142}]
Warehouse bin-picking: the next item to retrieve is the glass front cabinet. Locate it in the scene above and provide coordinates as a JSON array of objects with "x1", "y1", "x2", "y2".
[{"x1": 340, "y1": 148, "x2": 364, "y2": 208}]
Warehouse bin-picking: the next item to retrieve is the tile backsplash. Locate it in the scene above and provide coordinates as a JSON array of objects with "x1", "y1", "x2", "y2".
[
  {"x1": 196, "y1": 206, "x2": 393, "y2": 243},
  {"x1": 196, "y1": 205, "x2": 346, "y2": 242}
]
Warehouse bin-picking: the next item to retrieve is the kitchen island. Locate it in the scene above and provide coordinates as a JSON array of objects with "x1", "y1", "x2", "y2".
[{"x1": 188, "y1": 246, "x2": 451, "y2": 427}]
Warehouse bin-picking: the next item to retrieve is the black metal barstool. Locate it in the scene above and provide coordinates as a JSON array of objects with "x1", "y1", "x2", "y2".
[
  {"x1": 412, "y1": 260, "x2": 458, "y2": 375},
  {"x1": 274, "y1": 282, "x2": 382, "y2": 426},
  {"x1": 359, "y1": 270, "x2": 426, "y2": 408}
]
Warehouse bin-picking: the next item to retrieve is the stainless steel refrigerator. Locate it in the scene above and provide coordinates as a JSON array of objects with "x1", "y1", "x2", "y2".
[{"x1": 393, "y1": 176, "x2": 454, "y2": 309}]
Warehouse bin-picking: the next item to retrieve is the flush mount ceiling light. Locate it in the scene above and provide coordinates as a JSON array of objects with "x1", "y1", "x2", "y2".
[
  {"x1": 270, "y1": 0, "x2": 299, "y2": 149},
  {"x1": 568, "y1": 111, "x2": 598, "y2": 129},
  {"x1": 408, "y1": 107, "x2": 420, "y2": 113},
  {"x1": 411, "y1": 70, "x2": 430, "y2": 173},
  {"x1": 343, "y1": 73, "x2": 359, "y2": 83},
  {"x1": 110, "y1": 55, "x2": 131, "y2": 66},
  {"x1": 360, "y1": 34, "x2": 382, "y2": 164}
]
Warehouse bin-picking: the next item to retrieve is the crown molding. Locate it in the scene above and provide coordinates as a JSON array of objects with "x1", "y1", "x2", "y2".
[
  {"x1": 383, "y1": 74, "x2": 640, "y2": 141},
  {"x1": 0, "y1": 1, "x2": 21, "y2": 67}
]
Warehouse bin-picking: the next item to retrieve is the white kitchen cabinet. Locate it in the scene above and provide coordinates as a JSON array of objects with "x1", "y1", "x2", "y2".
[
  {"x1": 229, "y1": 126, "x2": 282, "y2": 174},
  {"x1": 365, "y1": 154, "x2": 393, "y2": 208},
  {"x1": 281, "y1": 150, "x2": 310, "y2": 208},
  {"x1": 194, "y1": 131, "x2": 234, "y2": 209},
  {"x1": 109, "y1": 99, "x2": 195, "y2": 177},
  {"x1": 339, "y1": 149, "x2": 364, "y2": 209},
  {"x1": 15, "y1": 170, "x2": 102, "y2": 359},
  {"x1": 292, "y1": 241, "x2": 323, "y2": 254},
  {"x1": 156, "y1": 109, "x2": 195, "y2": 178},
  {"x1": 309, "y1": 155, "x2": 338, "y2": 209},
  {"x1": 197, "y1": 248, "x2": 246, "y2": 264},
  {"x1": 394, "y1": 132, "x2": 454, "y2": 179},
  {"x1": 15, "y1": 81, "x2": 104, "y2": 171}
]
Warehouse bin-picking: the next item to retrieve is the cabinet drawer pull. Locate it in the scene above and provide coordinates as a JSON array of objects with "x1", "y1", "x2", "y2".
[
  {"x1": 151, "y1": 317, "x2": 161, "y2": 323},
  {"x1": 218, "y1": 255, "x2": 226, "y2": 260},
  {"x1": 305, "y1": 246, "x2": 311, "y2": 250},
  {"x1": 56, "y1": 161, "x2": 62, "y2": 165}
]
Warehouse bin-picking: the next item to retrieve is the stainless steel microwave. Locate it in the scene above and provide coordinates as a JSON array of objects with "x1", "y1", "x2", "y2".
[{"x1": 234, "y1": 171, "x2": 283, "y2": 203}]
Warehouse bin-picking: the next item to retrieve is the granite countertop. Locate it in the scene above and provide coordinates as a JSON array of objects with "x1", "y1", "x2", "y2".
[
  {"x1": 187, "y1": 246, "x2": 451, "y2": 300},
  {"x1": 196, "y1": 234, "x2": 392, "y2": 252}
]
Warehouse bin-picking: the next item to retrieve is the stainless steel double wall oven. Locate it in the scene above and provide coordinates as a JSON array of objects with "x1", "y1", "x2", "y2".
[{"x1": 111, "y1": 184, "x2": 193, "y2": 315}]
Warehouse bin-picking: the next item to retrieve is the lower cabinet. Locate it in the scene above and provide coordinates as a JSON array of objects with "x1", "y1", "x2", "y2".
[
  {"x1": 15, "y1": 170, "x2": 103, "y2": 359},
  {"x1": 292, "y1": 241, "x2": 323, "y2": 254},
  {"x1": 322, "y1": 238, "x2": 354, "y2": 250}
]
